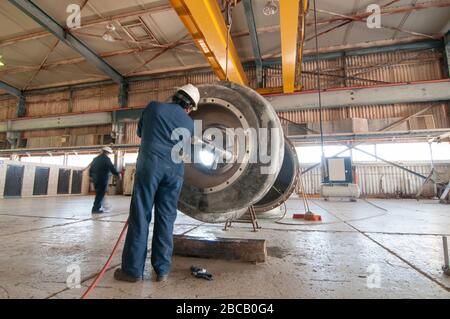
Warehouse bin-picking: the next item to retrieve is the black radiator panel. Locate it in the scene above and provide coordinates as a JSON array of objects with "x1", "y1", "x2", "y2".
[
  {"x1": 33, "y1": 167, "x2": 50, "y2": 196},
  {"x1": 4, "y1": 165, "x2": 24, "y2": 197}
]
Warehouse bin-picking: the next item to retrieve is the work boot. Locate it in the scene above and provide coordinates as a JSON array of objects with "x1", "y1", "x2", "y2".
[
  {"x1": 114, "y1": 268, "x2": 141, "y2": 283},
  {"x1": 92, "y1": 210, "x2": 105, "y2": 214},
  {"x1": 156, "y1": 274, "x2": 169, "y2": 282}
]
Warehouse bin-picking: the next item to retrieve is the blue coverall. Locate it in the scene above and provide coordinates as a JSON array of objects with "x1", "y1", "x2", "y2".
[
  {"x1": 121, "y1": 101, "x2": 194, "y2": 278},
  {"x1": 89, "y1": 153, "x2": 119, "y2": 212}
]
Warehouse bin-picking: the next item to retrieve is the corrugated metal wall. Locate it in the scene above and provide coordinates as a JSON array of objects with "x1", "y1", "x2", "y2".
[
  {"x1": 279, "y1": 102, "x2": 449, "y2": 129},
  {"x1": 276, "y1": 49, "x2": 447, "y2": 130},
  {"x1": 26, "y1": 91, "x2": 69, "y2": 117},
  {"x1": 124, "y1": 122, "x2": 140, "y2": 145},
  {"x1": 298, "y1": 48, "x2": 443, "y2": 90},
  {"x1": 128, "y1": 73, "x2": 219, "y2": 107},
  {"x1": 300, "y1": 162, "x2": 450, "y2": 197},
  {"x1": 0, "y1": 48, "x2": 443, "y2": 121},
  {"x1": 0, "y1": 97, "x2": 16, "y2": 120},
  {"x1": 0, "y1": 48, "x2": 447, "y2": 147},
  {"x1": 22, "y1": 125, "x2": 111, "y2": 148},
  {"x1": 71, "y1": 85, "x2": 119, "y2": 112}
]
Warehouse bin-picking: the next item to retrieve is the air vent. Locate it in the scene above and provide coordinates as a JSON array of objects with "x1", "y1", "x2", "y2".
[{"x1": 120, "y1": 18, "x2": 160, "y2": 44}]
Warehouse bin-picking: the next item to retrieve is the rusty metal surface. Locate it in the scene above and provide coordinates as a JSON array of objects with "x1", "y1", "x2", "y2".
[
  {"x1": 179, "y1": 82, "x2": 284, "y2": 223},
  {"x1": 254, "y1": 137, "x2": 299, "y2": 213}
]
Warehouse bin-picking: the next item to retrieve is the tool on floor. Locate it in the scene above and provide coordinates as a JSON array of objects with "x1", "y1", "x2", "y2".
[
  {"x1": 443, "y1": 236, "x2": 450, "y2": 276},
  {"x1": 190, "y1": 266, "x2": 213, "y2": 281},
  {"x1": 224, "y1": 205, "x2": 261, "y2": 232},
  {"x1": 81, "y1": 219, "x2": 129, "y2": 299},
  {"x1": 293, "y1": 173, "x2": 322, "y2": 222}
]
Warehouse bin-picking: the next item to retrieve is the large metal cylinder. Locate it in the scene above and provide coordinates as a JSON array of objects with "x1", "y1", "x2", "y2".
[
  {"x1": 178, "y1": 82, "x2": 297, "y2": 223},
  {"x1": 253, "y1": 138, "x2": 299, "y2": 213}
]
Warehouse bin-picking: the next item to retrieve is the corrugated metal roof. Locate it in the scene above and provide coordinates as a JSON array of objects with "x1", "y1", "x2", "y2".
[{"x1": 0, "y1": 0, "x2": 448, "y2": 90}]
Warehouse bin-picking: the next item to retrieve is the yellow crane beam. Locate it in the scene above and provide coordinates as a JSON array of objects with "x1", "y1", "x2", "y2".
[
  {"x1": 279, "y1": 0, "x2": 308, "y2": 93},
  {"x1": 170, "y1": 0, "x2": 248, "y2": 86}
]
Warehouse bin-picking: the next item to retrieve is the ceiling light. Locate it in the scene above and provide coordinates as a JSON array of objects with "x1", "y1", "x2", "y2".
[
  {"x1": 102, "y1": 33, "x2": 115, "y2": 42},
  {"x1": 102, "y1": 23, "x2": 116, "y2": 42},
  {"x1": 106, "y1": 23, "x2": 116, "y2": 32},
  {"x1": 263, "y1": 0, "x2": 278, "y2": 16}
]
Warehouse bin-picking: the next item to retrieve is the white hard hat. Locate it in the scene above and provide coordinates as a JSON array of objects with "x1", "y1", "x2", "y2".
[
  {"x1": 178, "y1": 84, "x2": 200, "y2": 107},
  {"x1": 102, "y1": 146, "x2": 113, "y2": 154}
]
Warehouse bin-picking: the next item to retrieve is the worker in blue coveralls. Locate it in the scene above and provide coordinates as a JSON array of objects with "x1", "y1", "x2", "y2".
[
  {"x1": 114, "y1": 84, "x2": 199, "y2": 283},
  {"x1": 89, "y1": 146, "x2": 120, "y2": 214}
]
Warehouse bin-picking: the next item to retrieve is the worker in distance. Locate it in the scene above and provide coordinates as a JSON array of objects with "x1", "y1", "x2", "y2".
[{"x1": 88, "y1": 146, "x2": 120, "y2": 214}]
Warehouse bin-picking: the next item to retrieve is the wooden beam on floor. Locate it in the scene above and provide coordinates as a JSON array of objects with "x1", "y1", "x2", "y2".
[{"x1": 173, "y1": 235, "x2": 267, "y2": 263}]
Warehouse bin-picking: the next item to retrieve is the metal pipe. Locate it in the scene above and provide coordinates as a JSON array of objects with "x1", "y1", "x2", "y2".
[{"x1": 443, "y1": 236, "x2": 449, "y2": 274}]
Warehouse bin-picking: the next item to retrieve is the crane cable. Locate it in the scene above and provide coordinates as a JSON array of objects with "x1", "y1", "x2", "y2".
[
  {"x1": 312, "y1": 0, "x2": 327, "y2": 180},
  {"x1": 225, "y1": 1, "x2": 234, "y2": 81}
]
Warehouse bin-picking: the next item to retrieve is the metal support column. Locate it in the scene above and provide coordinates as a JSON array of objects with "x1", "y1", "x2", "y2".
[
  {"x1": 445, "y1": 30, "x2": 450, "y2": 77},
  {"x1": 16, "y1": 95, "x2": 26, "y2": 117},
  {"x1": 445, "y1": 31, "x2": 450, "y2": 123},
  {"x1": 243, "y1": 0, "x2": 263, "y2": 88},
  {"x1": 119, "y1": 81, "x2": 129, "y2": 109},
  {"x1": 68, "y1": 89, "x2": 73, "y2": 113}
]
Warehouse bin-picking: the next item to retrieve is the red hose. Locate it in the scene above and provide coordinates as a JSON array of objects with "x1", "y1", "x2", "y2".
[{"x1": 81, "y1": 219, "x2": 129, "y2": 299}]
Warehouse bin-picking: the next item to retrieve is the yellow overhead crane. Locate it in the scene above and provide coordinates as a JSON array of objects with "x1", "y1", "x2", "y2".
[
  {"x1": 170, "y1": 0, "x2": 308, "y2": 94},
  {"x1": 280, "y1": 0, "x2": 308, "y2": 93},
  {"x1": 169, "y1": 0, "x2": 248, "y2": 86}
]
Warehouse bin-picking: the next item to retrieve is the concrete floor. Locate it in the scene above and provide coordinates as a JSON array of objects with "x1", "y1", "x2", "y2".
[{"x1": 0, "y1": 195, "x2": 449, "y2": 299}]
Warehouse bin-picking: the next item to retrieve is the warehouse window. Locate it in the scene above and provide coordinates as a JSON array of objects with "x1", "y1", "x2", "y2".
[
  {"x1": 295, "y1": 146, "x2": 350, "y2": 163},
  {"x1": 352, "y1": 145, "x2": 377, "y2": 162},
  {"x1": 67, "y1": 154, "x2": 96, "y2": 168},
  {"x1": 124, "y1": 153, "x2": 138, "y2": 164},
  {"x1": 375, "y1": 143, "x2": 431, "y2": 162},
  {"x1": 430, "y1": 143, "x2": 450, "y2": 160},
  {"x1": 374, "y1": 143, "x2": 450, "y2": 162},
  {"x1": 21, "y1": 156, "x2": 64, "y2": 165},
  {"x1": 297, "y1": 142, "x2": 450, "y2": 164}
]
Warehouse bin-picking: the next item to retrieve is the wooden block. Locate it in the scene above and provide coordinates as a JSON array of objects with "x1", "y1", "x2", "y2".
[{"x1": 173, "y1": 235, "x2": 267, "y2": 263}]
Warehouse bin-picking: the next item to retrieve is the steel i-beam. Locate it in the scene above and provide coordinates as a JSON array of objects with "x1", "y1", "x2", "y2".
[{"x1": 169, "y1": 0, "x2": 248, "y2": 85}]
